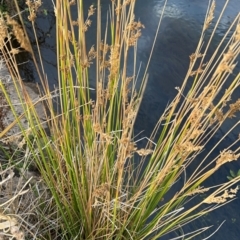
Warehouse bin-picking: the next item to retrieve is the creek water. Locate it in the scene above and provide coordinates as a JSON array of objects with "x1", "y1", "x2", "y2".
[{"x1": 18, "y1": 0, "x2": 240, "y2": 239}]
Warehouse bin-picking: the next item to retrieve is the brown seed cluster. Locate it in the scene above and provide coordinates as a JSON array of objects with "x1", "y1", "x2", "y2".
[
  {"x1": 226, "y1": 99, "x2": 240, "y2": 118},
  {"x1": 108, "y1": 44, "x2": 120, "y2": 84},
  {"x1": 175, "y1": 141, "x2": 203, "y2": 155},
  {"x1": 204, "y1": 186, "x2": 238, "y2": 204},
  {"x1": 0, "y1": 15, "x2": 8, "y2": 49},
  {"x1": 82, "y1": 5, "x2": 96, "y2": 32},
  {"x1": 136, "y1": 148, "x2": 153, "y2": 156},
  {"x1": 189, "y1": 53, "x2": 204, "y2": 66},
  {"x1": 126, "y1": 20, "x2": 145, "y2": 47},
  {"x1": 215, "y1": 150, "x2": 240, "y2": 169},
  {"x1": 5, "y1": 14, "x2": 31, "y2": 53},
  {"x1": 26, "y1": 0, "x2": 42, "y2": 22},
  {"x1": 185, "y1": 186, "x2": 209, "y2": 196},
  {"x1": 203, "y1": 0, "x2": 216, "y2": 31},
  {"x1": 189, "y1": 62, "x2": 207, "y2": 76},
  {"x1": 214, "y1": 24, "x2": 239, "y2": 77},
  {"x1": 93, "y1": 183, "x2": 110, "y2": 199}
]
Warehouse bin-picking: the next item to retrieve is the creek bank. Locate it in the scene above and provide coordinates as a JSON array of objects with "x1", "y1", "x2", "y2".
[
  {"x1": 0, "y1": 58, "x2": 48, "y2": 239},
  {"x1": 0, "y1": 58, "x2": 46, "y2": 144}
]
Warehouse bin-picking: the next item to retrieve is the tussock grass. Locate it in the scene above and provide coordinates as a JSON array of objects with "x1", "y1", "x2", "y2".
[{"x1": 0, "y1": 0, "x2": 239, "y2": 239}]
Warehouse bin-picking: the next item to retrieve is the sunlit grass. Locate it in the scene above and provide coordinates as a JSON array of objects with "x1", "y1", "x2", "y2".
[{"x1": 0, "y1": 0, "x2": 239, "y2": 239}]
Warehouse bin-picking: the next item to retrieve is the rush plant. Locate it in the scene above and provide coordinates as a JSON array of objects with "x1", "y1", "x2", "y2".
[{"x1": 0, "y1": 0, "x2": 239, "y2": 239}]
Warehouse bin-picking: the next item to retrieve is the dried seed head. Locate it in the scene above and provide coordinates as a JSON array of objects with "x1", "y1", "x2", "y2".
[
  {"x1": 6, "y1": 15, "x2": 32, "y2": 53},
  {"x1": 88, "y1": 5, "x2": 96, "y2": 17},
  {"x1": 216, "y1": 150, "x2": 239, "y2": 168},
  {"x1": 26, "y1": 0, "x2": 42, "y2": 22},
  {"x1": 81, "y1": 5, "x2": 96, "y2": 32},
  {"x1": 115, "y1": 5, "x2": 122, "y2": 15},
  {"x1": 0, "y1": 15, "x2": 8, "y2": 49},
  {"x1": 175, "y1": 141, "x2": 203, "y2": 154},
  {"x1": 100, "y1": 42, "x2": 110, "y2": 53},
  {"x1": 136, "y1": 148, "x2": 153, "y2": 156},
  {"x1": 28, "y1": 11, "x2": 37, "y2": 22},
  {"x1": 185, "y1": 186, "x2": 209, "y2": 196},
  {"x1": 189, "y1": 53, "x2": 204, "y2": 66},
  {"x1": 72, "y1": 20, "x2": 78, "y2": 26},
  {"x1": 210, "y1": 104, "x2": 224, "y2": 122},
  {"x1": 204, "y1": 187, "x2": 238, "y2": 204},
  {"x1": 10, "y1": 48, "x2": 21, "y2": 55},
  {"x1": 88, "y1": 46, "x2": 97, "y2": 61},
  {"x1": 82, "y1": 59, "x2": 91, "y2": 68},
  {"x1": 222, "y1": 49, "x2": 235, "y2": 62},
  {"x1": 189, "y1": 128, "x2": 204, "y2": 140},
  {"x1": 203, "y1": 0, "x2": 215, "y2": 31},
  {"x1": 127, "y1": 143, "x2": 137, "y2": 157},
  {"x1": 226, "y1": 99, "x2": 240, "y2": 118},
  {"x1": 190, "y1": 66, "x2": 205, "y2": 76},
  {"x1": 94, "y1": 183, "x2": 110, "y2": 198},
  {"x1": 126, "y1": 20, "x2": 145, "y2": 46},
  {"x1": 108, "y1": 44, "x2": 120, "y2": 80},
  {"x1": 215, "y1": 62, "x2": 236, "y2": 76},
  {"x1": 93, "y1": 123, "x2": 101, "y2": 133}
]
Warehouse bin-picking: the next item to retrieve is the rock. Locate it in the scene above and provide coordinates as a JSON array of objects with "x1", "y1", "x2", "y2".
[{"x1": 0, "y1": 57, "x2": 46, "y2": 145}]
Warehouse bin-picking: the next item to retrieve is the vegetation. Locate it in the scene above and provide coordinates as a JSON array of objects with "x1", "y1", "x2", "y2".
[
  {"x1": 227, "y1": 169, "x2": 240, "y2": 181},
  {"x1": 0, "y1": 0, "x2": 239, "y2": 239}
]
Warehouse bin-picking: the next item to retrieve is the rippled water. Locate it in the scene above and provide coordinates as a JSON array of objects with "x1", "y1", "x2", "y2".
[
  {"x1": 135, "y1": 2, "x2": 240, "y2": 239},
  {"x1": 21, "y1": 0, "x2": 240, "y2": 239}
]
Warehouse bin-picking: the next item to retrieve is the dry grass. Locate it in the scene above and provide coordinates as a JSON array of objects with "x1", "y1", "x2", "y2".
[{"x1": 0, "y1": 0, "x2": 239, "y2": 239}]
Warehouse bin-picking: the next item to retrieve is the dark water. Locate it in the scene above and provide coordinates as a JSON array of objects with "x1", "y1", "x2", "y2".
[{"x1": 19, "y1": 0, "x2": 240, "y2": 239}]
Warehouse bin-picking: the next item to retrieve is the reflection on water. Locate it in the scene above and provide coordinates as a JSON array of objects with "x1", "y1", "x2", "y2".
[{"x1": 22, "y1": 0, "x2": 240, "y2": 239}]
